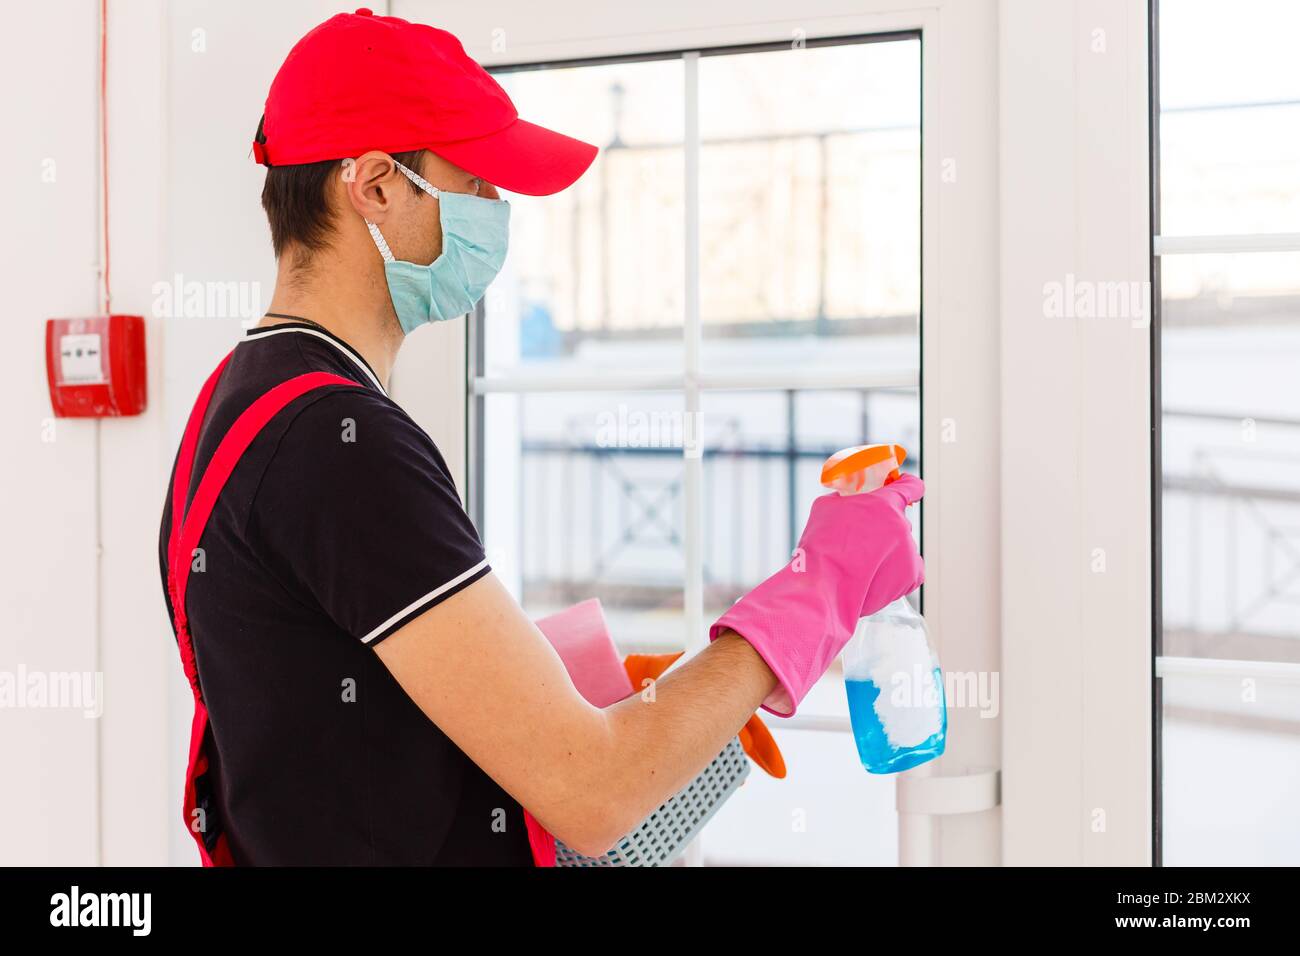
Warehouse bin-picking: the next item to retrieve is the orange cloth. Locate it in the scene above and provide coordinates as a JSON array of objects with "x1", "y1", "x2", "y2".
[
  {"x1": 737, "y1": 712, "x2": 786, "y2": 779},
  {"x1": 622, "y1": 652, "x2": 683, "y2": 696},
  {"x1": 622, "y1": 653, "x2": 787, "y2": 779}
]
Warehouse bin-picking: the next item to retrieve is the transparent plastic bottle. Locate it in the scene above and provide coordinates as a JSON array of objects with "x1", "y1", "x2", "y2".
[
  {"x1": 820, "y1": 443, "x2": 946, "y2": 774},
  {"x1": 842, "y1": 596, "x2": 946, "y2": 773}
]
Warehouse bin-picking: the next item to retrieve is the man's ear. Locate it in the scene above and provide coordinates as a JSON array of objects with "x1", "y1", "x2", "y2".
[{"x1": 342, "y1": 151, "x2": 403, "y2": 224}]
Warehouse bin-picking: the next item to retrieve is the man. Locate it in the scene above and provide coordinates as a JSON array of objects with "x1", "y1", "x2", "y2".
[{"x1": 159, "y1": 8, "x2": 925, "y2": 866}]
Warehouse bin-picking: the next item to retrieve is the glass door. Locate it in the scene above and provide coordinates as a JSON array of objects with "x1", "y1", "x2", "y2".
[
  {"x1": 1153, "y1": 0, "x2": 1300, "y2": 865},
  {"x1": 469, "y1": 33, "x2": 923, "y2": 865}
]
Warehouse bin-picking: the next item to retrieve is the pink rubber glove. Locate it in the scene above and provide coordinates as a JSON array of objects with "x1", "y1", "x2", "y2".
[{"x1": 709, "y1": 474, "x2": 925, "y2": 717}]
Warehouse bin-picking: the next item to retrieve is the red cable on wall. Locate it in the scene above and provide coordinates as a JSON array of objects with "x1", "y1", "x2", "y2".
[{"x1": 100, "y1": 0, "x2": 111, "y2": 313}]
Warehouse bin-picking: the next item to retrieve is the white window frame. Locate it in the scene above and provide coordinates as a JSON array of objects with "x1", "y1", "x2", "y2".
[
  {"x1": 395, "y1": 0, "x2": 1003, "y2": 868},
  {"x1": 998, "y1": 0, "x2": 1153, "y2": 866}
]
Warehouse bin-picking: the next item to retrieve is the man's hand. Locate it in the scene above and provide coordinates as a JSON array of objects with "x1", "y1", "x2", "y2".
[{"x1": 710, "y1": 475, "x2": 925, "y2": 716}]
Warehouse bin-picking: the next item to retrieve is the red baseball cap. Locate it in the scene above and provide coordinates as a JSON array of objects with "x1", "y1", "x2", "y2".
[{"x1": 253, "y1": 8, "x2": 597, "y2": 196}]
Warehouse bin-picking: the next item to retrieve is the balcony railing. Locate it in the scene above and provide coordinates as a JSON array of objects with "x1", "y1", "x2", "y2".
[
  {"x1": 516, "y1": 389, "x2": 915, "y2": 614},
  {"x1": 1162, "y1": 408, "x2": 1300, "y2": 663}
]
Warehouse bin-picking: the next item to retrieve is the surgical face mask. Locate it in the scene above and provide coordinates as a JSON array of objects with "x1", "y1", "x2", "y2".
[{"x1": 364, "y1": 160, "x2": 510, "y2": 335}]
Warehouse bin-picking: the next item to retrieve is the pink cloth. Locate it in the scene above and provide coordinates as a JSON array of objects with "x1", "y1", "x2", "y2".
[
  {"x1": 535, "y1": 598, "x2": 634, "y2": 708},
  {"x1": 710, "y1": 475, "x2": 926, "y2": 718}
]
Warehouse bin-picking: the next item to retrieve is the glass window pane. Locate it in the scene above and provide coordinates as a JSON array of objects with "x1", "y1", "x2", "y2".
[
  {"x1": 1158, "y1": 0, "x2": 1300, "y2": 233},
  {"x1": 700, "y1": 386, "x2": 920, "y2": 865},
  {"x1": 1160, "y1": 674, "x2": 1300, "y2": 865},
  {"x1": 1158, "y1": 0, "x2": 1300, "y2": 108},
  {"x1": 1159, "y1": 104, "x2": 1300, "y2": 235},
  {"x1": 697, "y1": 39, "x2": 920, "y2": 373},
  {"x1": 487, "y1": 60, "x2": 685, "y2": 376},
  {"x1": 1161, "y1": 253, "x2": 1300, "y2": 659},
  {"x1": 700, "y1": 387, "x2": 920, "y2": 625},
  {"x1": 482, "y1": 391, "x2": 686, "y2": 650},
  {"x1": 1157, "y1": 2, "x2": 1300, "y2": 864},
  {"x1": 705, "y1": 725, "x2": 898, "y2": 865},
  {"x1": 476, "y1": 37, "x2": 922, "y2": 868}
]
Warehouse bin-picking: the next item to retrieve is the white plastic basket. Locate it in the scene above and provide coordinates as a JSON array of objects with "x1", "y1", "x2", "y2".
[{"x1": 554, "y1": 736, "x2": 751, "y2": 867}]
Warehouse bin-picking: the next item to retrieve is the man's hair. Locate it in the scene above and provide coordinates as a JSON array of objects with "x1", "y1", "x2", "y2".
[{"x1": 260, "y1": 149, "x2": 427, "y2": 261}]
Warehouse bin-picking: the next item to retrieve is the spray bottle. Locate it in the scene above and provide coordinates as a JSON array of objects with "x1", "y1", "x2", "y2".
[{"x1": 821, "y1": 444, "x2": 946, "y2": 773}]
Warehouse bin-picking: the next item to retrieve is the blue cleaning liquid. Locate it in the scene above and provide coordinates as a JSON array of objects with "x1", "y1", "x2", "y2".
[{"x1": 845, "y1": 666, "x2": 947, "y2": 774}]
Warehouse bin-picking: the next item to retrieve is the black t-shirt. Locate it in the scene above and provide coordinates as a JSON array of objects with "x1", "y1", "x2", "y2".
[{"x1": 158, "y1": 322, "x2": 533, "y2": 866}]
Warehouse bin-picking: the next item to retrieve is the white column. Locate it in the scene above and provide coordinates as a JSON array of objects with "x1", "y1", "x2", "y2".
[{"x1": 998, "y1": 0, "x2": 1153, "y2": 866}]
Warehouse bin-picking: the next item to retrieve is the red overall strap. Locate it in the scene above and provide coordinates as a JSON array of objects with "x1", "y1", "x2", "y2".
[
  {"x1": 524, "y1": 811, "x2": 556, "y2": 867},
  {"x1": 166, "y1": 357, "x2": 360, "y2": 866}
]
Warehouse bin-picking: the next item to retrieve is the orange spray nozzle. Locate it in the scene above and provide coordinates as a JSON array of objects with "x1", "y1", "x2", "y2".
[{"x1": 820, "y1": 443, "x2": 907, "y2": 495}]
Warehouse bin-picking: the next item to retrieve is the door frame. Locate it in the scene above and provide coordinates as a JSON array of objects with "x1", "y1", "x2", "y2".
[
  {"x1": 997, "y1": 0, "x2": 1154, "y2": 866},
  {"x1": 396, "y1": 0, "x2": 1035, "y2": 865}
]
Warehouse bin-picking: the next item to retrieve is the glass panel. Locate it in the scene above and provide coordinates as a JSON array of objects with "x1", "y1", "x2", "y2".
[
  {"x1": 697, "y1": 39, "x2": 920, "y2": 374},
  {"x1": 482, "y1": 390, "x2": 686, "y2": 650},
  {"x1": 1159, "y1": 104, "x2": 1300, "y2": 235},
  {"x1": 487, "y1": 59, "x2": 685, "y2": 377},
  {"x1": 1158, "y1": 3, "x2": 1300, "y2": 865},
  {"x1": 700, "y1": 387, "x2": 920, "y2": 626},
  {"x1": 1160, "y1": 672, "x2": 1300, "y2": 865},
  {"x1": 1158, "y1": 0, "x2": 1300, "y2": 234},
  {"x1": 699, "y1": 386, "x2": 920, "y2": 866},
  {"x1": 477, "y1": 37, "x2": 922, "y2": 867},
  {"x1": 1158, "y1": 0, "x2": 1300, "y2": 107},
  {"x1": 705, "y1": 726, "x2": 898, "y2": 865},
  {"x1": 1160, "y1": 253, "x2": 1300, "y2": 661}
]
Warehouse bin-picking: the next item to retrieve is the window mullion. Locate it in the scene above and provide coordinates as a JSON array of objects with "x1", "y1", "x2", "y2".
[
  {"x1": 681, "y1": 48, "x2": 706, "y2": 869},
  {"x1": 683, "y1": 49, "x2": 705, "y2": 653},
  {"x1": 1154, "y1": 232, "x2": 1300, "y2": 255}
]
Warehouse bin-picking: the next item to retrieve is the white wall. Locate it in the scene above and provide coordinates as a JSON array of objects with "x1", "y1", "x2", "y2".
[
  {"x1": 0, "y1": 0, "x2": 103, "y2": 866},
  {"x1": 0, "y1": 0, "x2": 471, "y2": 866}
]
